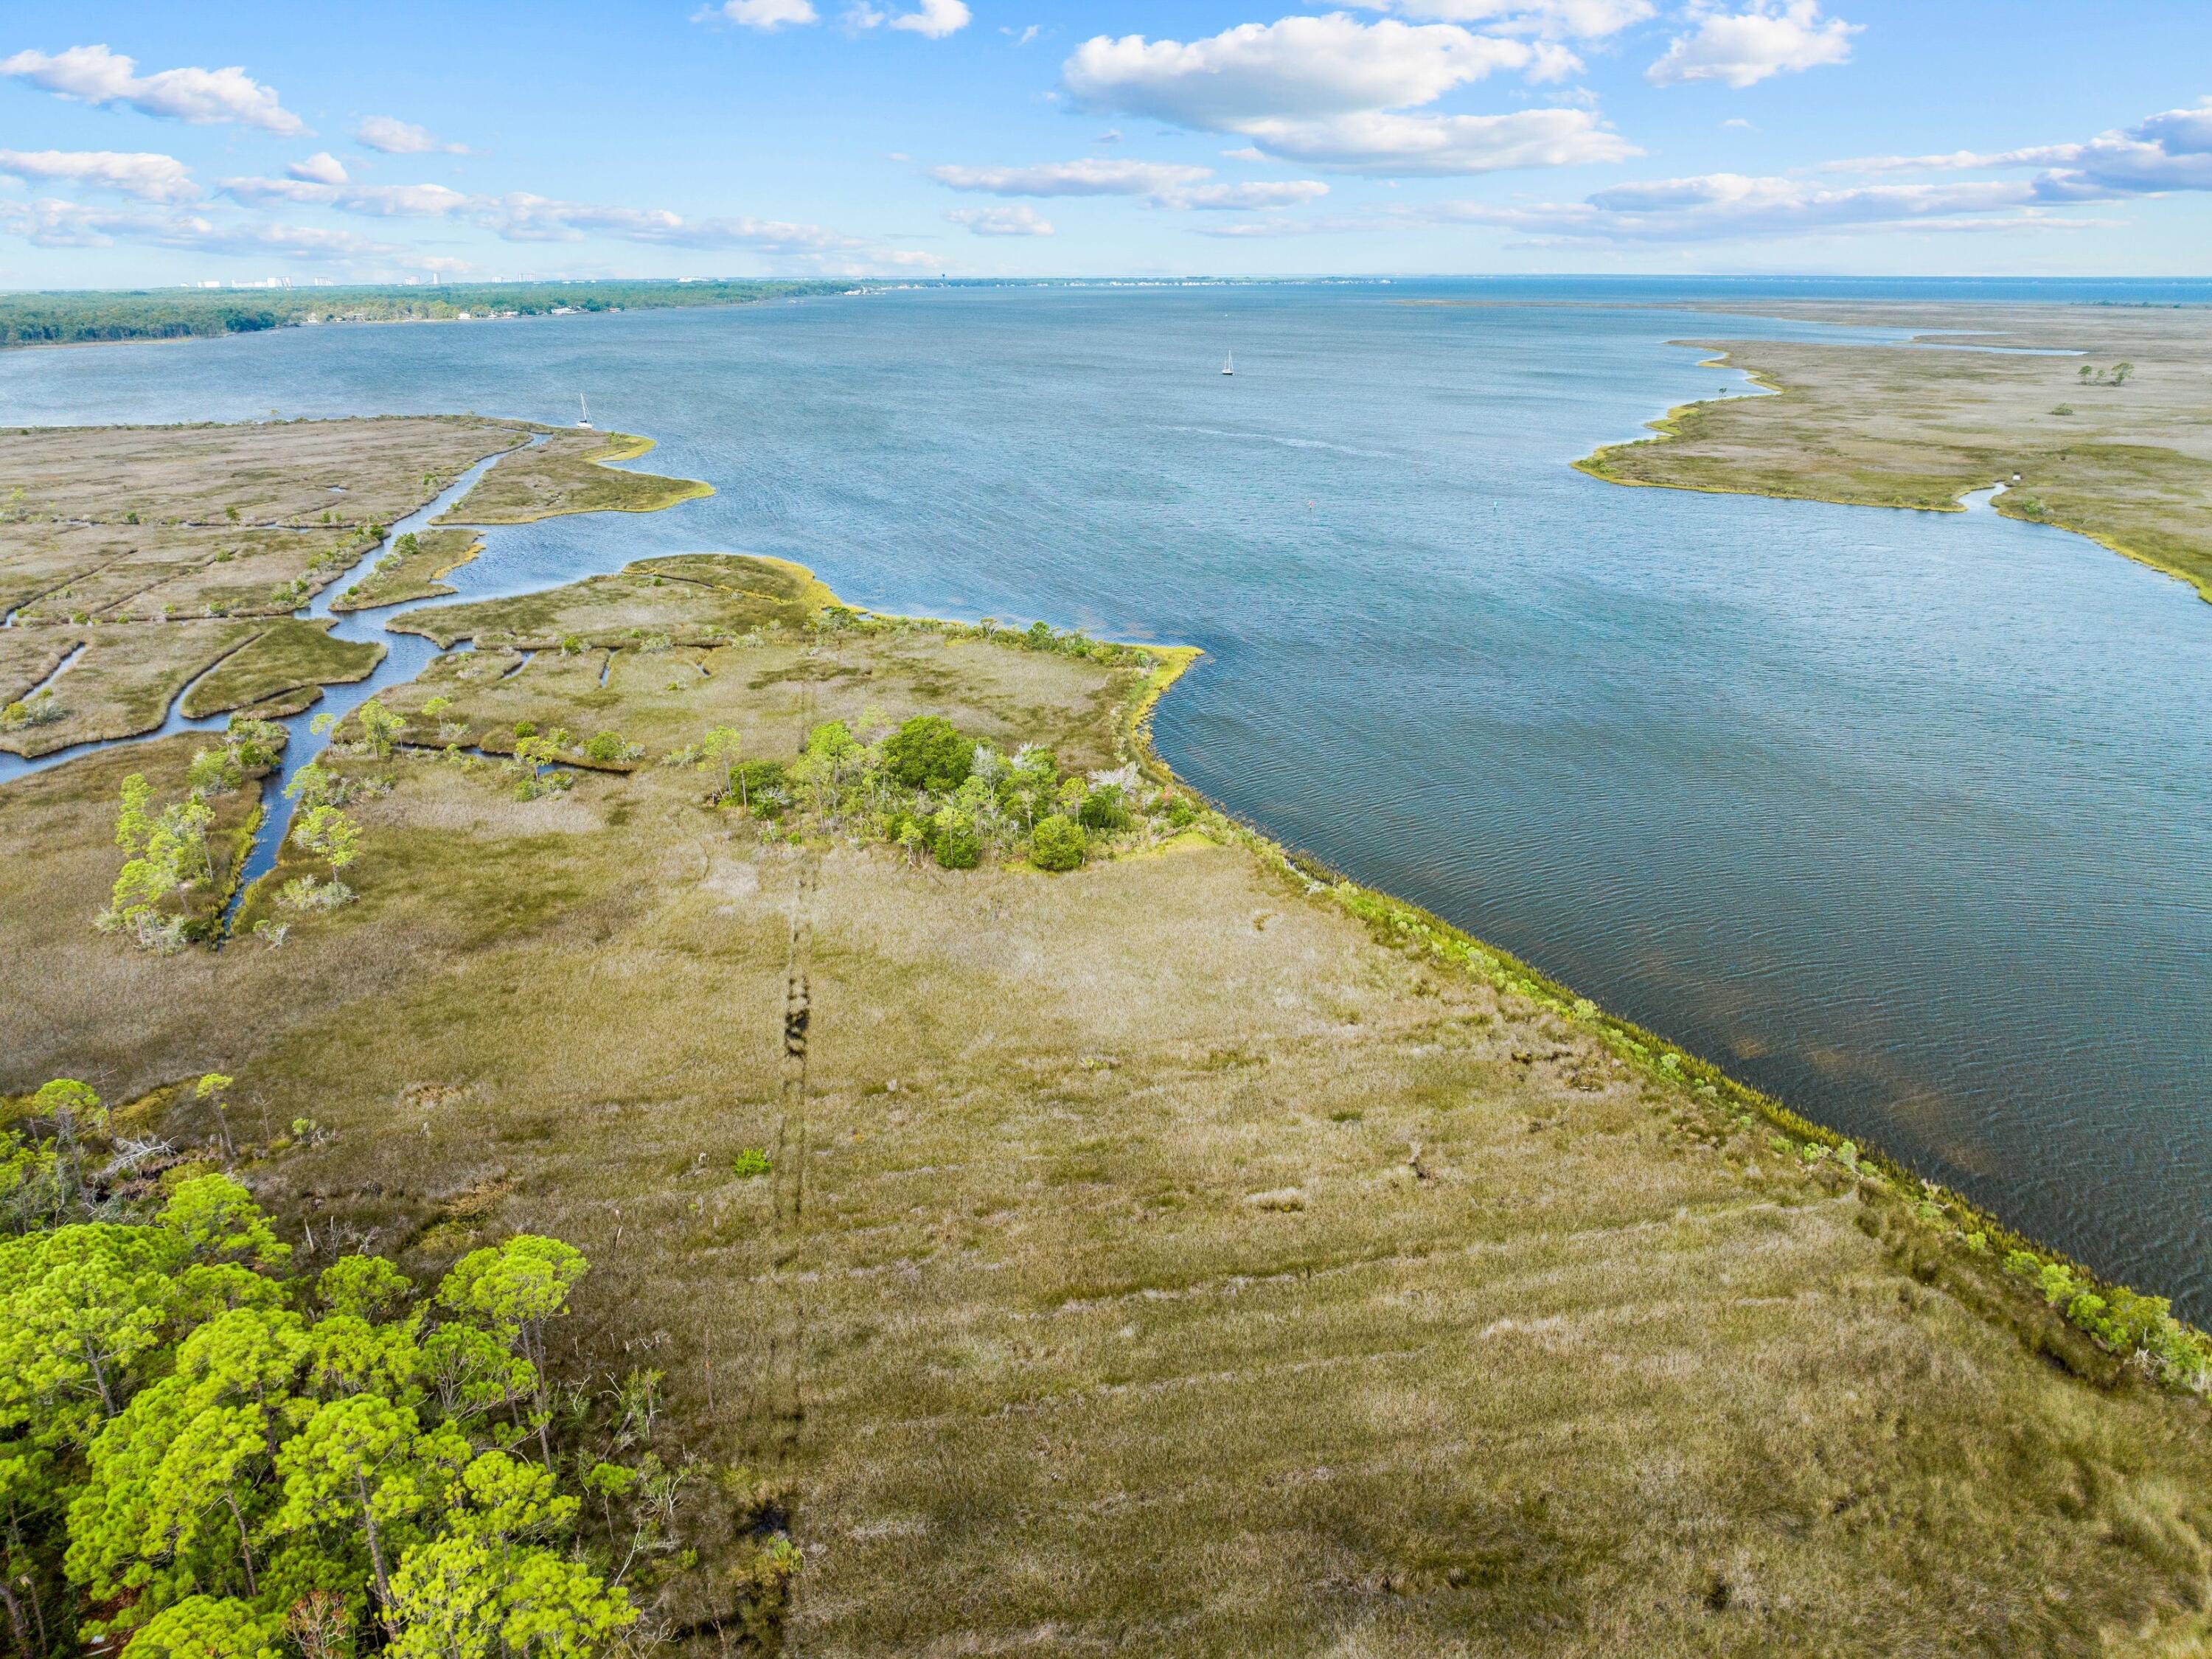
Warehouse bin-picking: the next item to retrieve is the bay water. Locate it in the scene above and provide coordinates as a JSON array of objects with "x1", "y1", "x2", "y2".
[{"x1": 4, "y1": 279, "x2": 2208, "y2": 1318}]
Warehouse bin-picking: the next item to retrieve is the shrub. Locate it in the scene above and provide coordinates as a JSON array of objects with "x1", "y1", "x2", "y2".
[
  {"x1": 1164, "y1": 797, "x2": 1197, "y2": 830},
  {"x1": 1031, "y1": 814, "x2": 1086, "y2": 872},
  {"x1": 883, "y1": 715, "x2": 973, "y2": 792},
  {"x1": 512, "y1": 719, "x2": 537, "y2": 739},
  {"x1": 726, "y1": 759, "x2": 788, "y2": 816},
  {"x1": 582, "y1": 730, "x2": 640, "y2": 765},
  {"x1": 931, "y1": 813, "x2": 981, "y2": 870},
  {"x1": 732, "y1": 1148, "x2": 773, "y2": 1178},
  {"x1": 1079, "y1": 785, "x2": 1131, "y2": 832}
]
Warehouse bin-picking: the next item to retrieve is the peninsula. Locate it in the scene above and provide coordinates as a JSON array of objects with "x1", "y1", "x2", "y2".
[{"x1": 1574, "y1": 302, "x2": 2212, "y2": 602}]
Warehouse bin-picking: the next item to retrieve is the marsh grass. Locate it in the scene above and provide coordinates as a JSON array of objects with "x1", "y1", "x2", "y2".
[
  {"x1": 436, "y1": 430, "x2": 712, "y2": 524},
  {"x1": 331, "y1": 526, "x2": 485, "y2": 611},
  {"x1": 1574, "y1": 305, "x2": 2212, "y2": 603},
  {"x1": 9, "y1": 553, "x2": 2212, "y2": 1650},
  {"x1": 177, "y1": 617, "x2": 384, "y2": 718}
]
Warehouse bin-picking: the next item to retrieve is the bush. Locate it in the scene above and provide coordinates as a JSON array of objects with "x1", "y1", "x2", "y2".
[
  {"x1": 1164, "y1": 797, "x2": 1197, "y2": 829},
  {"x1": 732, "y1": 1148, "x2": 772, "y2": 1178},
  {"x1": 581, "y1": 730, "x2": 640, "y2": 765},
  {"x1": 726, "y1": 759, "x2": 788, "y2": 816},
  {"x1": 1079, "y1": 785, "x2": 1130, "y2": 832},
  {"x1": 883, "y1": 715, "x2": 973, "y2": 792},
  {"x1": 931, "y1": 813, "x2": 980, "y2": 869},
  {"x1": 1031, "y1": 814, "x2": 1086, "y2": 872}
]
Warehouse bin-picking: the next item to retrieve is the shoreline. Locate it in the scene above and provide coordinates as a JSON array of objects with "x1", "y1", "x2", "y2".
[
  {"x1": 1088, "y1": 613, "x2": 2212, "y2": 1394},
  {"x1": 1579, "y1": 340, "x2": 2212, "y2": 605},
  {"x1": 15, "y1": 404, "x2": 2211, "y2": 1388}
]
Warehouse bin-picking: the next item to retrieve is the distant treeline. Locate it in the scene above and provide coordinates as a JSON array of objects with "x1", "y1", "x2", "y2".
[{"x1": 0, "y1": 279, "x2": 853, "y2": 348}]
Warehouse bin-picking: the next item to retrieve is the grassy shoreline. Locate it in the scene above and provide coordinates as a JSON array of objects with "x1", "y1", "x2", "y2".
[
  {"x1": 1575, "y1": 334, "x2": 2212, "y2": 606},
  {"x1": 1096, "y1": 620, "x2": 2212, "y2": 1392}
]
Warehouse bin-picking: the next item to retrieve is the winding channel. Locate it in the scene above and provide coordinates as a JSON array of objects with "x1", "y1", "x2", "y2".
[{"x1": 0, "y1": 436, "x2": 588, "y2": 937}]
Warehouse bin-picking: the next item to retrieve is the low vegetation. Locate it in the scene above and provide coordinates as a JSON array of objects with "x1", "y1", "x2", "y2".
[
  {"x1": 11, "y1": 423, "x2": 2212, "y2": 1652},
  {"x1": 178, "y1": 620, "x2": 385, "y2": 720},
  {"x1": 333, "y1": 529, "x2": 486, "y2": 613},
  {"x1": 1574, "y1": 302, "x2": 2212, "y2": 601},
  {"x1": 437, "y1": 432, "x2": 713, "y2": 526}
]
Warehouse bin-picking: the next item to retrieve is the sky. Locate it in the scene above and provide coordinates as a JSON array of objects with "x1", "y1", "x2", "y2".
[{"x1": 1, "y1": 1, "x2": 2208, "y2": 288}]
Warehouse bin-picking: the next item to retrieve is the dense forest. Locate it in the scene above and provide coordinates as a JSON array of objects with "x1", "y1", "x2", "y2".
[{"x1": 0, "y1": 280, "x2": 853, "y2": 349}]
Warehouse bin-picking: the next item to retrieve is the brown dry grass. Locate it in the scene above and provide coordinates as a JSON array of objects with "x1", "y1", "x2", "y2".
[
  {"x1": 7, "y1": 560, "x2": 2212, "y2": 1653},
  {"x1": 0, "y1": 619, "x2": 264, "y2": 756},
  {"x1": 0, "y1": 415, "x2": 526, "y2": 528}
]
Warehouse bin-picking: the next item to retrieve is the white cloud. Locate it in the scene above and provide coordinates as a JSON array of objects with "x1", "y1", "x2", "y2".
[
  {"x1": 1232, "y1": 108, "x2": 1635, "y2": 174},
  {"x1": 0, "y1": 198, "x2": 394, "y2": 258},
  {"x1": 286, "y1": 151, "x2": 349, "y2": 186},
  {"x1": 1433, "y1": 173, "x2": 2084, "y2": 244},
  {"x1": 1061, "y1": 15, "x2": 1630, "y2": 174},
  {"x1": 353, "y1": 116, "x2": 467, "y2": 156},
  {"x1": 1345, "y1": 0, "x2": 1653, "y2": 38},
  {"x1": 221, "y1": 177, "x2": 473, "y2": 217},
  {"x1": 846, "y1": 0, "x2": 971, "y2": 38},
  {"x1": 1823, "y1": 99, "x2": 2212, "y2": 198},
  {"x1": 929, "y1": 157, "x2": 1332, "y2": 211},
  {"x1": 948, "y1": 204, "x2": 1054, "y2": 235},
  {"x1": 469, "y1": 192, "x2": 934, "y2": 272},
  {"x1": 1065, "y1": 16, "x2": 1539, "y2": 127},
  {"x1": 929, "y1": 159, "x2": 1213, "y2": 196},
  {"x1": 0, "y1": 148, "x2": 198, "y2": 203},
  {"x1": 1163, "y1": 179, "x2": 1332, "y2": 209},
  {"x1": 0, "y1": 44, "x2": 303, "y2": 133},
  {"x1": 1647, "y1": 2, "x2": 1857, "y2": 88},
  {"x1": 707, "y1": 0, "x2": 820, "y2": 27}
]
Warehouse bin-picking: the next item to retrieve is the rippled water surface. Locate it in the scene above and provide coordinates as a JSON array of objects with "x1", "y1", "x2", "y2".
[{"x1": 4, "y1": 280, "x2": 2209, "y2": 1315}]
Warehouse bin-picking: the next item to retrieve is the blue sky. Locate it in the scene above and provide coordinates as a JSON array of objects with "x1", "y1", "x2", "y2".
[{"x1": 2, "y1": 1, "x2": 2208, "y2": 286}]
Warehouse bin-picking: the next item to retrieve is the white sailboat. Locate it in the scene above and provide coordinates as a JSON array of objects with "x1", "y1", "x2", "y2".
[
  {"x1": 1222, "y1": 352, "x2": 1234, "y2": 377},
  {"x1": 576, "y1": 394, "x2": 593, "y2": 430}
]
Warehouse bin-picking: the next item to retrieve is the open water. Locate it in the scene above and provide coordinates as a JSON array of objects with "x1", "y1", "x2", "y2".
[{"x1": 4, "y1": 278, "x2": 2209, "y2": 1317}]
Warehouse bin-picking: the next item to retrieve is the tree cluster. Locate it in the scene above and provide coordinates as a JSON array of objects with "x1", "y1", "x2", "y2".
[
  {"x1": 706, "y1": 714, "x2": 1189, "y2": 873},
  {"x1": 98, "y1": 720, "x2": 286, "y2": 954},
  {"x1": 0, "y1": 1083, "x2": 665, "y2": 1659}
]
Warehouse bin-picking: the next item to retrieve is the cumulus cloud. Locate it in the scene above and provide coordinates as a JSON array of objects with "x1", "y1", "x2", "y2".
[
  {"x1": 929, "y1": 157, "x2": 1331, "y2": 211},
  {"x1": 1165, "y1": 179, "x2": 1332, "y2": 209},
  {"x1": 221, "y1": 176, "x2": 473, "y2": 217},
  {"x1": 1345, "y1": 0, "x2": 1653, "y2": 37},
  {"x1": 1647, "y1": 1, "x2": 1857, "y2": 88},
  {"x1": 948, "y1": 204, "x2": 1054, "y2": 235},
  {"x1": 1062, "y1": 15, "x2": 1632, "y2": 174},
  {"x1": 1829, "y1": 99, "x2": 2212, "y2": 198},
  {"x1": 1065, "y1": 16, "x2": 1537, "y2": 127},
  {"x1": 0, "y1": 44, "x2": 303, "y2": 133},
  {"x1": 846, "y1": 0, "x2": 971, "y2": 38},
  {"x1": 353, "y1": 116, "x2": 467, "y2": 156},
  {"x1": 1234, "y1": 107, "x2": 1635, "y2": 174},
  {"x1": 0, "y1": 198, "x2": 394, "y2": 258},
  {"x1": 929, "y1": 159, "x2": 1213, "y2": 196},
  {"x1": 1430, "y1": 173, "x2": 2091, "y2": 244},
  {"x1": 286, "y1": 152, "x2": 350, "y2": 186},
  {"x1": 0, "y1": 148, "x2": 198, "y2": 203},
  {"x1": 706, "y1": 0, "x2": 820, "y2": 27}
]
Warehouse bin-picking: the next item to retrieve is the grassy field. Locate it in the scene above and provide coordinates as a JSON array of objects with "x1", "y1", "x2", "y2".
[
  {"x1": 1573, "y1": 303, "x2": 2212, "y2": 601},
  {"x1": 9, "y1": 515, "x2": 2212, "y2": 1651},
  {"x1": 330, "y1": 526, "x2": 485, "y2": 611},
  {"x1": 437, "y1": 429, "x2": 714, "y2": 524},
  {"x1": 175, "y1": 618, "x2": 384, "y2": 719}
]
